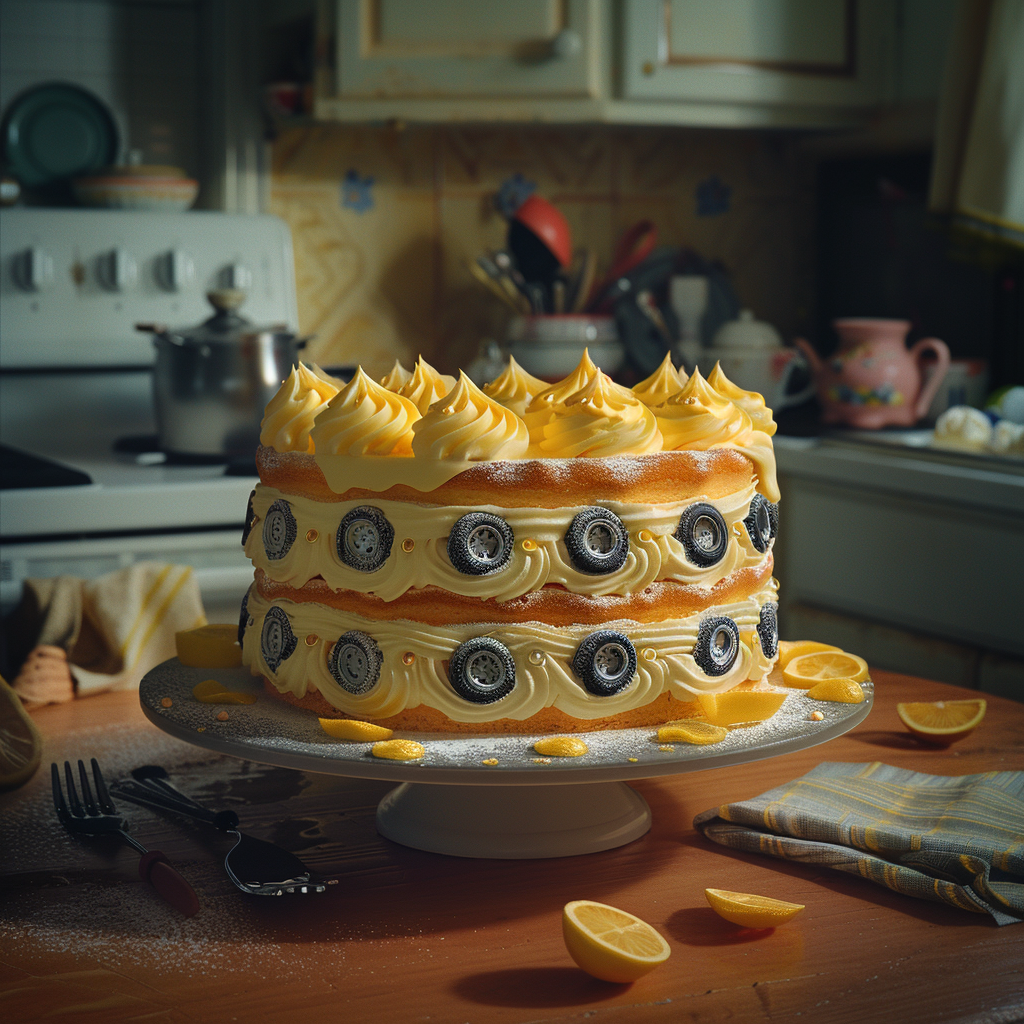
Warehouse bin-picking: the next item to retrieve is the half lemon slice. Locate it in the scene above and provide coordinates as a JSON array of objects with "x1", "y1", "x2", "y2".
[
  {"x1": 562, "y1": 900, "x2": 671, "y2": 983},
  {"x1": 782, "y1": 650, "x2": 869, "y2": 689},
  {"x1": 705, "y1": 888, "x2": 805, "y2": 929},
  {"x1": 897, "y1": 699, "x2": 986, "y2": 745}
]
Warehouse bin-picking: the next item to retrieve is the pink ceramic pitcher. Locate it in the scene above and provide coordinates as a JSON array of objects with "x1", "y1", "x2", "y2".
[{"x1": 794, "y1": 319, "x2": 950, "y2": 429}]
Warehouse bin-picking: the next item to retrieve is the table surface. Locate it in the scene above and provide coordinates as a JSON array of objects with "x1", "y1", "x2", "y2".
[{"x1": 2, "y1": 670, "x2": 1022, "y2": 1024}]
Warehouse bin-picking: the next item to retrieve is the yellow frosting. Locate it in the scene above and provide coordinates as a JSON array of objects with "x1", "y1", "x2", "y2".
[
  {"x1": 483, "y1": 355, "x2": 549, "y2": 417},
  {"x1": 523, "y1": 349, "x2": 601, "y2": 439},
  {"x1": 528, "y1": 369, "x2": 663, "y2": 458},
  {"x1": 309, "y1": 367, "x2": 420, "y2": 458},
  {"x1": 259, "y1": 363, "x2": 342, "y2": 453},
  {"x1": 412, "y1": 371, "x2": 529, "y2": 462},
  {"x1": 380, "y1": 359, "x2": 413, "y2": 391},
  {"x1": 398, "y1": 356, "x2": 458, "y2": 414},
  {"x1": 653, "y1": 367, "x2": 752, "y2": 450},
  {"x1": 632, "y1": 352, "x2": 686, "y2": 407},
  {"x1": 707, "y1": 361, "x2": 778, "y2": 436}
]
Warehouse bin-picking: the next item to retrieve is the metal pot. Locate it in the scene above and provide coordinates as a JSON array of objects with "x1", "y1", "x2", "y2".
[{"x1": 136, "y1": 289, "x2": 308, "y2": 457}]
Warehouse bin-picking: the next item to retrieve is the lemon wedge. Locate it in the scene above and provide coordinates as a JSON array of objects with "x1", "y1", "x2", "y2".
[
  {"x1": 897, "y1": 699, "x2": 986, "y2": 745},
  {"x1": 705, "y1": 888, "x2": 805, "y2": 929},
  {"x1": 782, "y1": 650, "x2": 869, "y2": 689},
  {"x1": 806, "y1": 678, "x2": 865, "y2": 703},
  {"x1": 176, "y1": 624, "x2": 242, "y2": 668},
  {"x1": 777, "y1": 640, "x2": 841, "y2": 669},
  {"x1": 562, "y1": 900, "x2": 671, "y2": 983}
]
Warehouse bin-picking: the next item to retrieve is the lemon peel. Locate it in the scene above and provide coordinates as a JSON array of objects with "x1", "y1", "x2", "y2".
[
  {"x1": 657, "y1": 721, "x2": 728, "y2": 745},
  {"x1": 806, "y1": 678, "x2": 866, "y2": 703},
  {"x1": 371, "y1": 738, "x2": 425, "y2": 761},
  {"x1": 704, "y1": 888, "x2": 804, "y2": 929},
  {"x1": 319, "y1": 718, "x2": 394, "y2": 741}
]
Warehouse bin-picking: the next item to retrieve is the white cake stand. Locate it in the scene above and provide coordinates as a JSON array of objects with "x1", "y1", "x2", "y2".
[{"x1": 139, "y1": 659, "x2": 872, "y2": 859}]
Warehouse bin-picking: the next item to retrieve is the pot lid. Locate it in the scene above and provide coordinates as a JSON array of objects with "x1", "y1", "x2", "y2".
[{"x1": 161, "y1": 289, "x2": 290, "y2": 345}]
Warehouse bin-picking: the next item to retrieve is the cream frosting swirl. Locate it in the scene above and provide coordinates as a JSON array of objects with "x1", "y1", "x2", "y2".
[
  {"x1": 380, "y1": 359, "x2": 413, "y2": 391},
  {"x1": 412, "y1": 371, "x2": 529, "y2": 462},
  {"x1": 632, "y1": 352, "x2": 687, "y2": 407},
  {"x1": 707, "y1": 361, "x2": 777, "y2": 436},
  {"x1": 483, "y1": 355, "x2": 548, "y2": 417},
  {"x1": 259, "y1": 363, "x2": 342, "y2": 453},
  {"x1": 309, "y1": 367, "x2": 420, "y2": 457},
  {"x1": 528, "y1": 370, "x2": 663, "y2": 458},
  {"x1": 652, "y1": 366, "x2": 752, "y2": 450},
  {"x1": 398, "y1": 356, "x2": 457, "y2": 414},
  {"x1": 522, "y1": 349, "x2": 601, "y2": 439}
]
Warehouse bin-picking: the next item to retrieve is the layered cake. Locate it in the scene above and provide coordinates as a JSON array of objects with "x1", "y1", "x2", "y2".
[{"x1": 239, "y1": 352, "x2": 782, "y2": 733}]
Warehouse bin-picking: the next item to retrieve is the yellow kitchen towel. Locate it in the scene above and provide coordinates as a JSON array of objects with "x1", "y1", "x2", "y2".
[
  {"x1": 9, "y1": 563, "x2": 206, "y2": 699},
  {"x1": 694, "y1": 761, "x2": 1024, "y2": 925}
]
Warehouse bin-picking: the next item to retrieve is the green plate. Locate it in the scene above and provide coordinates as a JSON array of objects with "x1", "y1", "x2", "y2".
[{"x1": 2, "y1": 82, "x2": 119, "y2": 187}]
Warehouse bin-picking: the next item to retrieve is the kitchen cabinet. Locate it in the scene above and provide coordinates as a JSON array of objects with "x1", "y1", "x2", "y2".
[{"x1": 311, "y1": 0, "x2": 907, "y2": 127}]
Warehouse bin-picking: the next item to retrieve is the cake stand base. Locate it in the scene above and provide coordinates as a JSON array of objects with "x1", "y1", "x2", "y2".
[{"x1": 375, "y1": 781, "x2": 652, "y2": 859}]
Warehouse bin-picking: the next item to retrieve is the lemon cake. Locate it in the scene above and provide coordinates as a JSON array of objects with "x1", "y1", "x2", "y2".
[{"x1": 239, "y1": 352, "x2": 782, "y2": 733}]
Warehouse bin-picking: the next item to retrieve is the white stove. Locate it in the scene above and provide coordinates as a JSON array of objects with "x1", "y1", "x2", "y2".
[{"x1": 0, "y1": 209, "x2": 298, "y2": 620}]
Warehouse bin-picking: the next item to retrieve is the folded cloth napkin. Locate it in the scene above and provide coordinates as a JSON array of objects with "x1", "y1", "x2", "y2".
[
  {"x1": 8, "y1": 563, "x2": 205, "y2": 701},
  {"x1": 694, "y1": 761, "x2": 1024, "y2": 925}
]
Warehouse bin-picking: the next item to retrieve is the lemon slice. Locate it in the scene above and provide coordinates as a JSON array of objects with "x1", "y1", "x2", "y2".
[
  {"x1": 777, "y1": 640, "x2": 841, "y2": 669},
  {"x1": 897, "y1": 699, "x2": 986, "y2": 745},
  {"x1": 176, "y1": 624, "x2": 243, "y2": 668},
  {"x1": 562, "y1": 900, "x2": 671, "y2": 983},
  {"x1": 782, "y1": 650, "x2": 869, "y2": 689},
  {"x1": 696, "y1": 690, "x2": 787, "y2": 726},
  {"x1": 319, "y1": 718, "x2": 394, "y2": 741},
  {"x1": 705, "y1": 888, "x2": 805, "y2": 929},
  {"x1": 806, "y1": 678, "x2": 866, "y2": 703}
]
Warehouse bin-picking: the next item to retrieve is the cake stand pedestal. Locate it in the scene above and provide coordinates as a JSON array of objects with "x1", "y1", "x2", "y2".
[
  {"x1": 139, "y1": 660, "x2": 872, "y2": 860},
  {"x1": 375, "y1": 780, "x2": 651, "y2": 858}
]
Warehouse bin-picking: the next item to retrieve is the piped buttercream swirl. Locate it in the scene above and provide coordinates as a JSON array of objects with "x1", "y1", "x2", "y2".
[
  {"x1": 259, "y1": 362, "x2": 342, "y2": 453},
  {"x1": 380, "y1": 359, "x2": 413, "y2": 391},
  {"x1": 527, "y1": 367, "x2": 663, "y2": 458},
  {"x1": 707, "y1": 361, "x2": 777, "y2": 436},
  {"x1": 483, "y1": 355, "x2": 548, "y2": 417},
  {"x1": 412, "y1": 371, "x2": 529, "y2": 462},
  {"x1": 523, "y1": 349, "x2": 600, "y2": 440},
  {"x1": 309, "y1": 367, "x2": 420, "y2": 457},
  {"x1": 652, "y1": 366, "x2": 752, "y2": 449},
  {"x1": 398, "y1": 356, "x2": 457, "y2": 414},
  {"x1": 632, "y1": 352, "x2": 687, "y2": 407}
]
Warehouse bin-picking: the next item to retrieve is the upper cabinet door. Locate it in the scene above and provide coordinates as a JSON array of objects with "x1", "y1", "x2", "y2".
[
  {"x1": 334, "y1": 0, "x2": 601, "y2": 99},
  {"x1": 623, "y1": 0, "x2": 894, "y2": 109}
]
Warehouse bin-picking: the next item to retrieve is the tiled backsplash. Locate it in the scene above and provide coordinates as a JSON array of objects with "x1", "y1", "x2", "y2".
[
  {"x1": 270, "y1": 123, "x2": 816, "y2": 378},
  {"x1": 0, "y1": 0, "x2": 200, "y2": 182}
]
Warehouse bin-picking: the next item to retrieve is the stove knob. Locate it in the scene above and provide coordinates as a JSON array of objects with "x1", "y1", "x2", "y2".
[
  {"x1": 221, "y1": 262, "x2": 252, "y2": 290},
  {"x1": 12, "y1": 247, "x2": 54, "y2": 292},
  {"x1": 156, "y1": 249, "x2": 195, "y2": 291},
  {"x1": 98, "y1": 248, "x2": 138, "y2": 291}
]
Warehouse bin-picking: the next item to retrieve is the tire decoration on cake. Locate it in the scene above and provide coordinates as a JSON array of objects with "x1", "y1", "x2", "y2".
[{"x1": 240, "y1": 352, "x2": 784, "y2": 734}]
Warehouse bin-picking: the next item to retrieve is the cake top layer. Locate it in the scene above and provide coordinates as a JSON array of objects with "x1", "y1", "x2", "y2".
[{"x1": 259, "y1": 351, "x2": 779, "y2": 500}]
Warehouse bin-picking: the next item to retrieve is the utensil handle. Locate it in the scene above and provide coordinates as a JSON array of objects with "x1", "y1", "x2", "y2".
[
  {"x1": 138, "y1": 850, "x2": 200, "y2": 917},
  {"x1": 113, "y1": 778, "x2": 240, "y2": 830}
]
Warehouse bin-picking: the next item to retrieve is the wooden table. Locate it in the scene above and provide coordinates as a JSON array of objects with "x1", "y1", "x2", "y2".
[{"x1": 2, "y1": 670, "x2": 1022, "y2": 1024}]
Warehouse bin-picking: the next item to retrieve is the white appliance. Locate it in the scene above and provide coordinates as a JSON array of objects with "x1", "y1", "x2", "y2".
[{"x1": 0, "y1": 208, "x2": 298, "y2": 622}]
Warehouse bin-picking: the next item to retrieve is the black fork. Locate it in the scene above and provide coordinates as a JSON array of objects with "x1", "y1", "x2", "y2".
[{"x1": 52, "y1": 759, "x2": 200, "y2": 917}]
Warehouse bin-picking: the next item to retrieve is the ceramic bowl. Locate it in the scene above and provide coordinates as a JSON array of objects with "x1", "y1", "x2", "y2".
[{"x1": 72, "y1": 173, "x2": 198, "y2": 211}]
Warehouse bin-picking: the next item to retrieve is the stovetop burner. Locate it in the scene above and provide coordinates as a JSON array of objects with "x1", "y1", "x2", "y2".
[{"x1": 113, "y1": 435, "x2": 257, "y2": 477}]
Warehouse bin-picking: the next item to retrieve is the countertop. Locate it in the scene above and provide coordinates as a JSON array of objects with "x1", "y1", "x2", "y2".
[{"x1": 2, "y1": 671, "x2": 1023, "y2": 1024}]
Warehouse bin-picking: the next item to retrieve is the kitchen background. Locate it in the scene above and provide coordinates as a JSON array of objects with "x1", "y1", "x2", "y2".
[{"x1": 1, "y1": 0, "x2": 1022, "y2": 698}]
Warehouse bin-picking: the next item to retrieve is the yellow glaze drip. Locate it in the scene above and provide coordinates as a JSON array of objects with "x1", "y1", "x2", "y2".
[
  {"x1": 632, "y1": 352, "x2": 686, "y2": 407},
  {"x1": 318, "y1": 718, "x2": 394, "y2": 740},
  {"x1": 483, "y1": 355, "x2": 549, "y2": 417},
  {"x1": 412, "y1": 371, "x2": 529, "y2": 462},
  {"x1": 397, "y1": 356, "x2": 457, "y2": 414},
  {"x1": 310, "y1": 367, "x2": 420, "y2": 458},
  {"x1": 380, "y1": 359, "x2": 413, "y2": 391},
  {"x1": 533, "y1": 736, "x2": 589, "y2": 757},
  {"x1": 371, "y1": 738, "x2": 425, "y2": 760},
  {"x1": 192, "y1": 679, "x2": 257, "y2": 704},
  {"x1": 527, "y1": 369, "x2": 663, "y2": 458},
  {"x1": 707, "y1": 361, "x2": 777, "y2": 436},
  {"x1": 260, "y1": 363, "x2": 341, "y2": 453}
]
